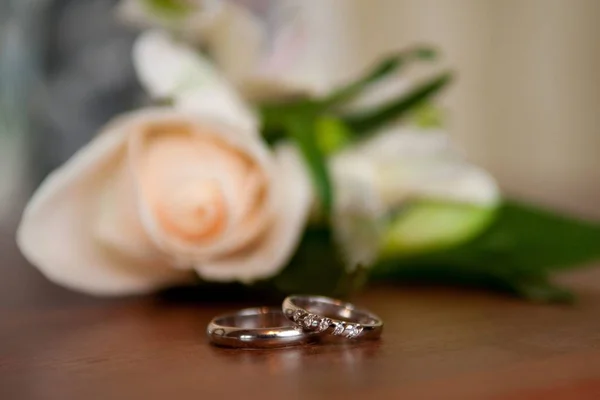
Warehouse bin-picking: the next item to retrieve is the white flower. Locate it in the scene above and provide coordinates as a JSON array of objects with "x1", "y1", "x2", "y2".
[
  {"x1": 331, "y1": 127, "x2": 500, "y2": 268},
  {"x1": 342, "y1": 128, "x2": 499, "y2": 205},
  {"x1": 133, "y1": 30, "x2": 257, "y2": 132},
  {"x1": 17, "y1": 34, "x2": 313, "y2": 295},
  {"x1": 118, "y1": 0, "x2": 355, "y2": 100}
]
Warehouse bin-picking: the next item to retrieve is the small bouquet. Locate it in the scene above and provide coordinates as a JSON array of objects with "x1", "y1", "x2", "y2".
[{"x1": 17, "y1": 0, "x2": 600, "y2": 302}]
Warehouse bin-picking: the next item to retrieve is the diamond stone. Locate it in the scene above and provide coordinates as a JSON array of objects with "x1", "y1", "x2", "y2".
[
  {"x1": 302, "y1": 314, "x2": 316, "y2": 329},
  {"x1": 292, "y1": 310, "x2": 306, "y2": 322},
  {"x1": 344, "y1": 324, "x2": 364, "y2": 339},
  {"x1": 354, "y1": 325, "x2": 364, "y2": 338},
  {"x1": 316, "y1": 318, "x2": 331, "y2": 333},
  {"x1": 332, "y1": 322, "x2": 345, "y2": 335}
]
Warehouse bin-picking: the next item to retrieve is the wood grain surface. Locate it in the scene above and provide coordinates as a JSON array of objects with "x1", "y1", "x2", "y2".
[{"x1": 2, "y1": 228, "x2": 600, "y2": 399}]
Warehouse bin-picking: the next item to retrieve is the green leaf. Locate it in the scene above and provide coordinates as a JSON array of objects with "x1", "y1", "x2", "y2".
[
  {"x1": 411, "y1": 47, "x2": 438, "y2": 60},
  {"x1": 322, "y1": 46, "x2": 439, "y2": 107},
  {"x1": 373, "y1": 260, "x2": 574, "y2": 303},
  {"x1": 273, "y1": 227, "x2": 369, "y2": 297},
  {"x1": 284, "y1": 112, "x2": 334, "y2": 214},
  {"x1": 315, "y1": 115, "x2": 352, "y2": 155},
  {"x1": 345, "y1": 72, "x2": 453, "y2": 133},
  {"x1": 259, "y1": 104, "x2": 288, "y2": 134},
  {"x1": 259, "y1": 46, "x2": 440, "y2": 134},
  {"x1": 372, "y1": 201, "x2": 600, "y2": 303},
  {"x1": 472, "y1": 201, "x2": 600, "y2": 270},
  {"x1": 512, "y1": 279, "x2": 574, "y2": 303},
  {"x1": 408, "y1": 102, "x2": 445, "y2": 129}
]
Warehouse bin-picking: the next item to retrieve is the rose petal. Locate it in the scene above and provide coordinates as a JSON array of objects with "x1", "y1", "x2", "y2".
[
  {"x1": 131, "y1": 121, "x2": 238, "y2": 247},
  {"x1": 17, "y1": 111, "x2": 196, "y2": 296},
  {"x1": 194, "y1": 144, "x2": 312, "y2": 282},
  {"x1": 128, "y1": 109, "x2": 275, "y2": 263},
  {"x1": 94, "y1": 158, "x2": 166, "y2": 262}
]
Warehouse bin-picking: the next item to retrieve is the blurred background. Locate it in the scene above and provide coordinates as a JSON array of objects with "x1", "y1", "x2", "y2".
[{"x1": 1, "y1": 0, "x2": 599, "y2": 228}]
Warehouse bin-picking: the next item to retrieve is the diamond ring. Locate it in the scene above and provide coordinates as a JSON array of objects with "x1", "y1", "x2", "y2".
[{"x1": 282, "y1": 295, "x2": 383, "y2": 340}]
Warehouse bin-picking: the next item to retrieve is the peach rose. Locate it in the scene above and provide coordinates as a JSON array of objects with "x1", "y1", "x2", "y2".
[{"x1": 17, "y1": 108, "x2": 312, "y2": 295}]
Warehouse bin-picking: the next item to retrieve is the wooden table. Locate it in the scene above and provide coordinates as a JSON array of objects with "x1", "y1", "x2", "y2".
[{"x1": 2, "y1": 229, "x2": 600, "y2": 399}]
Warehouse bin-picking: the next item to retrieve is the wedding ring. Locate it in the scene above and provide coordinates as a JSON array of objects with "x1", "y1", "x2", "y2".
[
  {"x1": 207, "y1": 307, "x2": 315, "y2": 348},
  {"x1": 282, "y1": 295, "x2": 383, "y2": 340}
]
